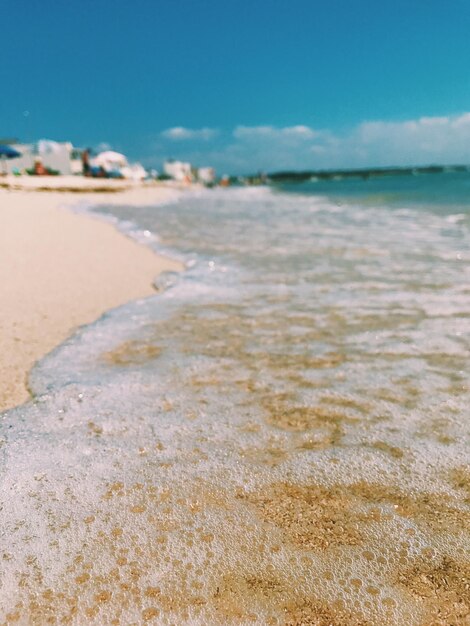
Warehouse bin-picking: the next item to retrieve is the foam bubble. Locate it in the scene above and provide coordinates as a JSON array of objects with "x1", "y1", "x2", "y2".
[{"x1": 1, "y1": 187, "x2": 469, "y2": 624}]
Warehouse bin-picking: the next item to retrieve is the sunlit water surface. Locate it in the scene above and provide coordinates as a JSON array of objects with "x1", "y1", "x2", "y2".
[{"x1": 1, "y1": 178, "x2": 469, "y2": 625}]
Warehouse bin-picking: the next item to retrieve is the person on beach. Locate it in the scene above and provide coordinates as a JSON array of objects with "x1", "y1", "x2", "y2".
[
  {"x1": 33, "y1": 158, "x2": 48, "y2": 176},
  {"x1": 81, "y1": 148, "x2": 91, "y2": 176}
]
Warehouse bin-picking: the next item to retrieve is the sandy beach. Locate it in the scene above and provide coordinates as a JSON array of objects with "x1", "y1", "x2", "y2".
[
  {"x1": 3, "y1": 4, "x2": 469, "y2": 622},
  {"x1": 0, "y1": 179, "x2": 183, "y2": 411}
]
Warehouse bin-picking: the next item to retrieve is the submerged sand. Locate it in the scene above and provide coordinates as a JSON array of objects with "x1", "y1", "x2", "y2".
[
  {"x1": 0, "y1": 182, "x2": 469, "y2": 625},
  {"x1": 0, "y1": 182, "x2": 183, "y2": 411}
]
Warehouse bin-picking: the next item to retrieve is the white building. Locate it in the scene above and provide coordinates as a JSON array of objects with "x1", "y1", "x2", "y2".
[
  {"x1": 70, "y1": 148, "x2": 84, "y2": 174},
  {"x1": 4, "y1": 140, "x2": 76, "y2": 175},
  {"x1": 197, "y1": 167, "x2": 216, "y2": 185},
  {"x1": 163, "y1": 159, "x2": 192, "y2": 181},
  {"x1": 121, "y1": 162, "x2": 148, "y2": 181}
]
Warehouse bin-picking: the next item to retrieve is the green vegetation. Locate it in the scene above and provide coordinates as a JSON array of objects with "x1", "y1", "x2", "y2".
[{"x1": 268, "y1": 164, "x2": 469, "y2": 183}]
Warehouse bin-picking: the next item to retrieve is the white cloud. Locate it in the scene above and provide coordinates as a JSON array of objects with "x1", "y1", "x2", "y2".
[
  {"x1": 282, "y1": 125, "x2": 316, "y2": 138},
  {"x1": 233, "y1": 125, "x2": 275, "y2": 138},
  {"x1": 452, "y1": 113, "x2": 470, "y2": 128},
  {"x1": 349, "y1": 113, "x2": 470, "y2": 165},
  {"x1": 233, "y1": 124, "x2": 316, "y2": 140},
  {"x1": 148, "y1": 113, "x2": 470, "y2": 173},
  {"x1": 309, "y1": 145, "x2": 327, "y2": 154},
  {"x1": 419, "y1": 116, "x2": 448, "y2": 127},
  {"x1": 161, "y1": 127, "x2": 217, "y2": 141}
]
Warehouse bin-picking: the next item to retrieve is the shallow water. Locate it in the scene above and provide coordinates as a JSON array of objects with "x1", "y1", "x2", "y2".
[{"x1": 1, "y1": 179, "x2": 469, "y2": 625}]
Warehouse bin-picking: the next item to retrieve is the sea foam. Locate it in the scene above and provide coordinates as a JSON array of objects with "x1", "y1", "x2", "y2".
[{"x1": 1, "y1": 185, "x2": 469, "y2": 625}]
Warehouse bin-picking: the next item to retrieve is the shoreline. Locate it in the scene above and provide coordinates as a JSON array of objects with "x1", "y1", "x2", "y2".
[
  {"x1": 0, "y1": 179, "x2": 468, "y2": 624},
  {"x1": 0, "y1": 181, "x2": 184, "y2": 412}
]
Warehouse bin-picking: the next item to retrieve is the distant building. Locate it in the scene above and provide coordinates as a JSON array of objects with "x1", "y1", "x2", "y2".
[
  {"x1": 70, "y1": 148, "x2": 84, "y2": 174},
  {"x1": 1, "y1": 143, "x2": 34, "y2": 173},
  {"x1": 4, "y1": 140, "x2": 76, "y2": 175},
  {"x1": 121, "y1": 162, "x2": 147, "y2": 181},
  {"x1": 197, "y1": 167, "x2": 216, "y2": 185},
  {"x1": 163, "y1": 159, "x2": 192, "y2": 181}
]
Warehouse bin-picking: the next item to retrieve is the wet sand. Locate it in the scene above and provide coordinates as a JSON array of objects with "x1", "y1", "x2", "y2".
[
  {"x1": 0, "y1": 183, "x2": 468, "y2": 625},
  {"x1": 0, "y1": 183, "x2": 183, "y2": 411}
]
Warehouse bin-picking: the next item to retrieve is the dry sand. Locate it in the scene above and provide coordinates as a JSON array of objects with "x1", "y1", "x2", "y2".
[{"x1": 0, "y1": 180, "x2": 183, "y2": 411}]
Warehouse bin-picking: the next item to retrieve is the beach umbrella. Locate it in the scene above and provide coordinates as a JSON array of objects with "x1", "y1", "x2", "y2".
[
  {"x1": 94, "y1": 150, "x2": 128, "y2": 169},
  {"x1": 0, "y1": 144, "x2": 21, "y2": 174}
]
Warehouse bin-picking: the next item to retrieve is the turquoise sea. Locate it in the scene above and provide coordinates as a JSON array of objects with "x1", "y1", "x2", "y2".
[
  {"x1": 1, "y1": 172, "x2": 469, "y2": 625},
  {"x1": 278, "y1": 169, "x2": 470, "y2": 212}
]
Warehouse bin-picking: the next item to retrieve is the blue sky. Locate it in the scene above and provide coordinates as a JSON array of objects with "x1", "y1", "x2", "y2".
[{"x1": 3, "y1": 0, "x2": 470, "y2": 173}]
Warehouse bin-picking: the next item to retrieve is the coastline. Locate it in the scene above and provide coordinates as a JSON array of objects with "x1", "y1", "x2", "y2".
[
  {"x1": 0, "y1": 181, "x2": 183, "y2": 412},
  {"x1": 0, "y1": 179, "x2": 468, "y2": 624}
]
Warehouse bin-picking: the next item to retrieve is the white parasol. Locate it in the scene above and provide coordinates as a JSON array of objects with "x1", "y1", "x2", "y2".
[{"x1": 93, "y1": 151, "x2": 128, "y2": 171}]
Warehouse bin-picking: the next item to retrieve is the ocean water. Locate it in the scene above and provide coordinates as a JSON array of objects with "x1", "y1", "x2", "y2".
[{"x1": 1, "y1": 174, "x2": 469, "y2": 625}]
